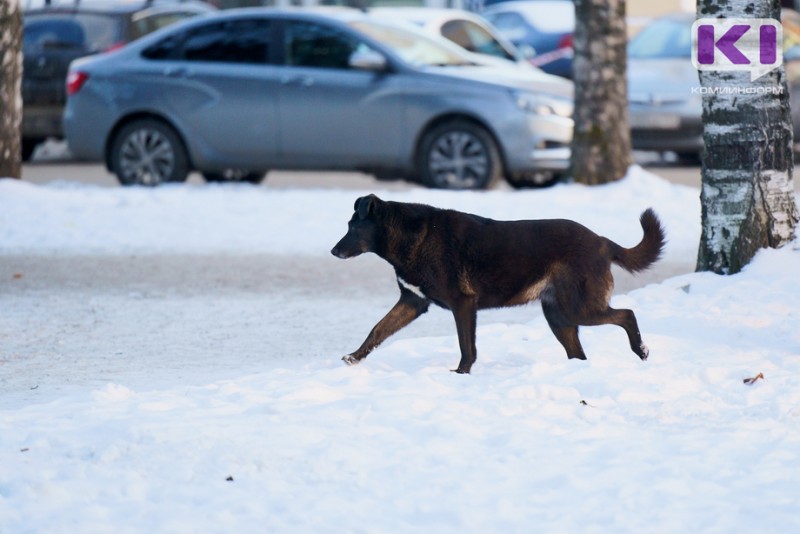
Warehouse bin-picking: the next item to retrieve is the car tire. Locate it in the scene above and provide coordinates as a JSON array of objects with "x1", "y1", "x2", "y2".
[
  {"x1": 110, "y1": 119, "x2": 189, "y2": 186},
  {"x1": 675, "y1": 152, "x2": 702, "y2": 165},
  {"x1": 418, "y1": 120, "x2": 502, "y2": 190},
  {"x1": 21, "y1": 138, "x2": 42, "y2": 162},
  {"x1": 202, "y1": 170, "x2": 266, "y2": 184},
  {"x1": 506, "y1": 171, "x2": 561, "y2": 189}
]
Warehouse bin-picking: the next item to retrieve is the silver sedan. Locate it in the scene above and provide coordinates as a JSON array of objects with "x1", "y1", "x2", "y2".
[{"x1": 64, "y1": 8, "x2": 573, "y2": 189}]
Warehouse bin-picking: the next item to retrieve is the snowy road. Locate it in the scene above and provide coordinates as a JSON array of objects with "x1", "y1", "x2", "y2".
[{"x1": 0, "y1": 252, "x2": 689, "y2": 408}]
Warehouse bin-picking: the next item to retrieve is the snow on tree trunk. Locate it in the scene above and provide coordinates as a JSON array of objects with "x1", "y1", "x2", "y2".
[
  {"x1": 570, "y1": 0, "x2": 632, "y2": 185},
  {"x1": 1, "y1": 0, "x2": 23, "y2": 179},
  {"x1": 696, "y1": 0, "x2": 798, "y2": 274}
]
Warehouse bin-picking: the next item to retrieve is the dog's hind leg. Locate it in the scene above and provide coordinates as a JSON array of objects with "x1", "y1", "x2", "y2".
[
  {"x1": 578, "y1": 307, "x2": 649, "y2": 361},
  {"x1": 452, "y1": 298, "x2": 478, "y2": 374},
  {"x1": 541, "y1": 300, "x2": 587, "y2": 360},
  {"x1": 343, "y1": 292, "x2": 429, "y2": 366}
]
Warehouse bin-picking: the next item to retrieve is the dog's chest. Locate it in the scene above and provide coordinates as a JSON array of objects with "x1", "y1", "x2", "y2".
[{"x1": 397, "y1": 275, "x2": 428, "y2": 300}]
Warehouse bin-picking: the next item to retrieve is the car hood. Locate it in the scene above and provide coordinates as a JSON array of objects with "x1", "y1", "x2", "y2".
[
  {"x1": 427, "y1": 64, "x2": 574, "y2": 98},
  {"x1": 628, "y1": 58, "x2": 699, "y2": 103}
]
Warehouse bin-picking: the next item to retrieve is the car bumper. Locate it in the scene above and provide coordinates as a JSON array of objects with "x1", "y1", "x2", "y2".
[
  {"x1": 529, "y1": 146, "x2": 571, "y2": 170},
  {"x1": 22, "y1": 106, "x2": 64, "y2": 139},
  {"x1": 631, "y1": 127, "x2": 703, "y2": 153},
  {"x1": 519, "y1": 114, "x2": 573, "y2": 172},
  {"x1": 64, "y1": 86, "x2": 115, "y2": 163},
  {"x1": 629, "y1": 103, "x2": 703, "y2": 153}
]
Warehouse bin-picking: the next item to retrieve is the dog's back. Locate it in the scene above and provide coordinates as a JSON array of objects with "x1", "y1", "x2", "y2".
[{"x1": 379, "y1": 202, "x2": 664, "y2": 311}]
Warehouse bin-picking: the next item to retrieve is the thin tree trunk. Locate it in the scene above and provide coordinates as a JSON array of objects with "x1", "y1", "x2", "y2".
[
  {"x1": 697, "y1": 0, "x2": 798, "y2": 274},
  {"x1": 571, "y1": 0, "x2": 632, "y2": 184},
  {"x1": 1, "y1": 0, "x2": 23, "y2": 179}
]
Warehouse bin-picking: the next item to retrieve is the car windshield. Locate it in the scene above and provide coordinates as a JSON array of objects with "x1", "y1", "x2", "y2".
[
  {"x1": 350, "y1": 20, "x2": 471, "y2": 67},
  {"x1": 628, "y1": 18, "x2": 692, "y2": 59}
]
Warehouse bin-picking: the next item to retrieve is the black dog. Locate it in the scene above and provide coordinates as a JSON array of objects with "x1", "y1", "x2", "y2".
[{"x1": 331, "y1": 195, "x2": 665, "y2": 374}]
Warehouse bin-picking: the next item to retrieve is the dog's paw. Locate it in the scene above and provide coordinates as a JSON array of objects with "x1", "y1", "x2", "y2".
[
  {"x1": 639, "y1": 343, "x2": 650, "y2": 361},
  {"x1": 451, "y1": 367, "x2": 471, "y2": 375},
  {"x1": 342, "y1": 354, "x2": 361, "y2": 366}
]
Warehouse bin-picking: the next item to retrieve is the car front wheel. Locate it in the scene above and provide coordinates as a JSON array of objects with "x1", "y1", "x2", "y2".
[
  {"x1": 418, "y1": 121, "x2": 502, "y2": 190},
  {"x1": 110, "y1": 119, "x2": 189, "y2": 186}
]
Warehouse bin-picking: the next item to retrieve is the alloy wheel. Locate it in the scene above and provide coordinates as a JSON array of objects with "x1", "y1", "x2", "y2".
[{"x1": 118, "y1": 128, "x2": 176, "y2": 186}]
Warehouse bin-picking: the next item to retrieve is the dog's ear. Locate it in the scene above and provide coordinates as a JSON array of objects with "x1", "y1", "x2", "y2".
[{"x1": 355, "y1": 194, "x2": 381, "y2": 220}]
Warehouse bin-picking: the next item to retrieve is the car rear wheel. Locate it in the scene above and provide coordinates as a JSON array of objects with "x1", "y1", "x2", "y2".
[
  {"x1": 418, "y1": 121, "x2": 502, "y2": 190},
  {"x1": 111, "y1": 119, "x2": 189, "y2": 186},
  {"x1": 202, "y1": 170, "x2": 266, "y2": 184}
]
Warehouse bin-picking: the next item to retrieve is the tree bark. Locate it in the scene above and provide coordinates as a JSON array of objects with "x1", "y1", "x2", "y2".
[
  {"x1": 697, "y1": 0, "x2": 798, "y2": 274},
  {"x1": 1, "y1": 0, "x2": 23, "y2": 179},
  {"x1": 570, "y1": 0, "x2": 632, "y2": 185}
]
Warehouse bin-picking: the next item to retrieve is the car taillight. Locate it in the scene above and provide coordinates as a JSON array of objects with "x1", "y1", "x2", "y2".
[
  {"x1": 67, "y1": 71, "x2": 89, "y2": 95},
  {"x1": 558, "y1": 34, "x2": 574, "y2": 49}
]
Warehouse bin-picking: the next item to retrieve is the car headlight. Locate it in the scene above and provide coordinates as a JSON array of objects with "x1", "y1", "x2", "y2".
[{"x1": 514, "y1": 91, "x2": 573, "y2": 118}]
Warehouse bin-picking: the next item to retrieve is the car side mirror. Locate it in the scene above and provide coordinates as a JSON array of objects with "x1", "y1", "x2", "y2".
[{"x1": 349, "y1": 50, "x2": 387, "y2": 71}]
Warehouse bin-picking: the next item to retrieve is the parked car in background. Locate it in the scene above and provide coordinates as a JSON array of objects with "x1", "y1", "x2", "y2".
[
  {"x1": 627, "y1": 10, "x2": 800, "y2": 159},
  {"x1": 21, "y1": 0, "x2": 215, "y2": 161},
  {"x1": 65, "y1": 8, "x2": 574, "y2": 189},
  {"x1": 369, "y1": 7, "x2": 532, "y2": 69},
  {"x1": 481, "y1": 0, "x2": 574, "y2": 78}
]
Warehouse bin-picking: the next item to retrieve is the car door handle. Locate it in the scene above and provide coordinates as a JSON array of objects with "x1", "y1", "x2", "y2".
[
  {"x1": 280, "y1": 75, "x2": 315, "y2": 87},
  {"x1": 164, "y1": 67, "x2": 190, "y2": 77}
]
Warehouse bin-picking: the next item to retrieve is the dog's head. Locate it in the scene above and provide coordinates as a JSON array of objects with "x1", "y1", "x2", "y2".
[{"x1": 331, "y1": 194, "x2": 384, "y2": 259}]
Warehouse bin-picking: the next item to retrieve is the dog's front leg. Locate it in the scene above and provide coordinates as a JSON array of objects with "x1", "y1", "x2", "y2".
[
  {"x1": 343, "y1": 292, "x2": 429, "y2": 366},
  {"x1": 451, "y1": 299, "x2": 478, "y2": 374}
]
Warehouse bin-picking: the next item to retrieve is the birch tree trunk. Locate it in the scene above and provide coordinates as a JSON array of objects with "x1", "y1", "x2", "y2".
[
  {"x1": 1, "y1": 0, "x2": 23, "y2": 179},
  {"x1": 570, "y1": 0, "x2": 632, "y2": 185},
  {"x1": 697, "y1": 0, "x2": 798, "y2": 274}
]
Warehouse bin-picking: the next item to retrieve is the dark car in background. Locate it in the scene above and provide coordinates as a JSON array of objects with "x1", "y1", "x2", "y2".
[
  {"x1": 64, "y1": 8, "x2": 574, "y2": 190},
  {"x1": 481, "y1": 0, "x2": 574, "y2": 78},
  {"x1": 21, "y1": 0, "x2": 214, "y2": 160}
]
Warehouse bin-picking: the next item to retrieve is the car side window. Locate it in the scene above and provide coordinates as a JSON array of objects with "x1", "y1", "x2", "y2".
[
  {"x1": 284, "y1": 21, "x2": 359, "y2": 70},
  {"x1": 182, "y1": 19, "x2": 272, "y2": 64},
  {"x1": 441, "y1": 20, "x2": 512, "y2": 60},
  {"x1": 142, "y1": 32, "x2": 182, "y2": 59},
  {"x1": 142, "y1": 19, "x2": 273, "y2": 63},
  {"x1": 441, "y1": 21, "x2": 474, "y2": 51}
]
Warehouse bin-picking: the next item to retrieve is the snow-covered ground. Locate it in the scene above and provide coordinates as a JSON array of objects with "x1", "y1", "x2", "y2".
[{"x1": 1, "y1": 167, "x2": 798, "y2": 532}]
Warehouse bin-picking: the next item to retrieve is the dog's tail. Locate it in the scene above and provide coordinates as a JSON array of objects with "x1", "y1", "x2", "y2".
[{"x1": 609, "y1": 208, "x2": 666, "y2": 274}]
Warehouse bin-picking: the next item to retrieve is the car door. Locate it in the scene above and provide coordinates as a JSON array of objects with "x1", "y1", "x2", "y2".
[
  {"x1": 157, "y1": 18, "x2": 280, "y2": 169},
  {"x1": 276, "y1": 19, "x2": 405, "y2": 168}
]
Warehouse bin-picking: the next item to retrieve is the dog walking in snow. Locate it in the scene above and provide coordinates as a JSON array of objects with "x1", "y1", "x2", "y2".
[{"x1": 331, "y1": 195, "x2": 666, "y2": 374}]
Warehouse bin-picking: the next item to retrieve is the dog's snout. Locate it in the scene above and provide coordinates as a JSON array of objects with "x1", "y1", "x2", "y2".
[{"x1": 331, "y1": 246, "x2": 342, "y2": 258}]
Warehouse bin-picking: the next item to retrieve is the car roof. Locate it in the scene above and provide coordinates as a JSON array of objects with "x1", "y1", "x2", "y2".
[{"x1": 132, "y1": 6, "x2": 375, "y2": 31}]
